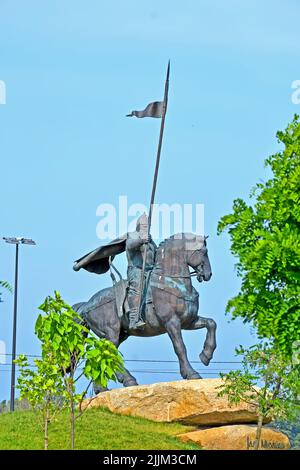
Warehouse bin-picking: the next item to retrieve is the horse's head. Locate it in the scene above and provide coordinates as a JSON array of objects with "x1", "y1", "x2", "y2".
[{"x1": 185, "y1": 235, "x2": 212, "y2": 282}]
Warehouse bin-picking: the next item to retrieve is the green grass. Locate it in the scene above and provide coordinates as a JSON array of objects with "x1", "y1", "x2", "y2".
[{"x1": 0, "y1": 407, "x2": 200, "y2": 450}]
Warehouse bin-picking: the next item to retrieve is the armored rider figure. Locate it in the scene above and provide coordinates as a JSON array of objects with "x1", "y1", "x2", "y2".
[{"x1": 126, "y1": 213, "x2": 157, "y2": 329}]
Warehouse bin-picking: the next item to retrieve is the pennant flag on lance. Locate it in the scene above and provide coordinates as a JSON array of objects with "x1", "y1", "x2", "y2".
[
  {"x1": 126, "y1": 101, "x2": 164, "y2": 118},
  {"x1": 126, "y1": 61, "x2": 170, "y2": 321}
]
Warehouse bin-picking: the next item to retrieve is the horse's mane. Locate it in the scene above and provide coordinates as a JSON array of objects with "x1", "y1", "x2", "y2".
[{"x1": 157, "y1": 233, "x2": 205, "y2": 250}]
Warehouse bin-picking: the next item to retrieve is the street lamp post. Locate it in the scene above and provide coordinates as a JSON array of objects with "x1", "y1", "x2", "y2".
[{"x1": 3, "y1": 237, "x2": 36, "y2": 412}]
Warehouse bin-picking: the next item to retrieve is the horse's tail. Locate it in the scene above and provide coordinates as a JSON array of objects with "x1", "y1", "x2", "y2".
[
  {"x1": 72, "y1": 302, "x2": 91, "y2": 334},
  {"x1": 72, "y1": 302, "x2": 85, "y2": 314},
  {"x1": 64, "y1": 302, "x2": 89, "y2": 374}
]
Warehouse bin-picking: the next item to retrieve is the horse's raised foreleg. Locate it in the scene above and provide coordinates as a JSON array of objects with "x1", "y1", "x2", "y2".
[
  {"x1": 165, "y1": 317, "x2": 202, "y2": 380},
  {"x1": 187, "y1": 316, "x2": 217, "y2": 366}
]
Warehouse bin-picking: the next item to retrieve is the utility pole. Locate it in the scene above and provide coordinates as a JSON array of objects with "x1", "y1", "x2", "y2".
[{"x1": 3, "y1": 237, "x2": 36, "y2": 411}]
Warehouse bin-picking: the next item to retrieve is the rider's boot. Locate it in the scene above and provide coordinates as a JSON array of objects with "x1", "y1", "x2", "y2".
[{"x1": 129, "y1": 307, "x2": 146, "y2": 330}]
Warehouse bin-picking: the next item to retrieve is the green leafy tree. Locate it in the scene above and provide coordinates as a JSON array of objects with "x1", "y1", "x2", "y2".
[
  {"x1": 35, "y1": 291, "x2": 124, "y2": 450},
  {"x1": 15, "y1": 351, "x2": 67, "y2": 450},
  {"x1": 218, "y1": 342, "x2": 300, "y2": 450},
  {"x1": 217, "y1": 116, "x2": 300, "y2": 356}
]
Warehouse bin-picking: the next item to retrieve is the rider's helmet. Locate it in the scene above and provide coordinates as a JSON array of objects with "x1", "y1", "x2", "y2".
[
  {"x1": 136, "y1": 213, "x2": 148, "y2": 230},
  {"x1": 136, "y1": 213, "x2": 149, "y2": 239}
]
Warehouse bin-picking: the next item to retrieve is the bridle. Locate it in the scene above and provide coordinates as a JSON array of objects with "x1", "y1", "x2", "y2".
[
  {"x1": 162, "y1": 248, "x2": 205, "y2": 280},
  {"x1": 187, "y1": 244, "x2": 208, "y2": 282},
  {"x1": 154, "y1": 237, "x2": 208, "y2": 280}
]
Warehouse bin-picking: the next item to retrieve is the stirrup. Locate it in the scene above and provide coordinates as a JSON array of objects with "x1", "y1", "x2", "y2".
[{"x1": 129, "y1": 318, "x2": 146, "y2": 330}]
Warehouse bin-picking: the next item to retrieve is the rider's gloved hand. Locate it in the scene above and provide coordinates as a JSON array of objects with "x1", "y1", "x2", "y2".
[{"x1": 140, "y1": 234, "x2": 151, "y2": 244}]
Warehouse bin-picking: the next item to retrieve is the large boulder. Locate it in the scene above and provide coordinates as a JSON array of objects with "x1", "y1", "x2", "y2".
[
  {"x1": 82, "y1": 378, "x2": 266, "y2": 426},
  {"x1": 179, "y1": 425, "x2": 290, "y2": 450}
]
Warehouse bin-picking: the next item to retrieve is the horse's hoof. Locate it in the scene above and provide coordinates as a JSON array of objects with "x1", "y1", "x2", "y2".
[
  {"x1": 199, "y1": 351, "x2": 210, "y2": 366},
  {"x1": 123, "y1": 380, "x2": 138, "y2": 387},
  {"x1": 187, "y1": 372, "x2": 202, "y2": 380},
  {"x1": 94, "y1": 386, "x2": 109, "y2": 394}
]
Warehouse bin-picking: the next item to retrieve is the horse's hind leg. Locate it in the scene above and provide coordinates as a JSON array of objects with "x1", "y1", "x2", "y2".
[
  {"x1": 115, "y1": 369, "x2": 138, "y2": 387},
  {"x1": 94, "y1": 384, "x2": 109, "y2": 394},
  {"x1": 94, "y1": 367, "x2": 137, "y2": 394},
  {"x1": 97, "y1": 334, "x2": 138, "y2": 389},
  {"x1": 113, "y1": 334, "x2": 138, "y2": 387},
  {"x1": 187, "y1": 316, "x2": 217, "y2": 366},
  {"x1": 94, "y1": 369, "x2": 137, "y2": 393},
  {"x1": 85, "y1": 303, "x2": 138, "y2": 391}
]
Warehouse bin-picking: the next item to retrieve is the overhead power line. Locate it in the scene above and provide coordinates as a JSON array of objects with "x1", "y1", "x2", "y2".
[{"x1": 0, "y1": 353, "x2": 242, "y2": 365}]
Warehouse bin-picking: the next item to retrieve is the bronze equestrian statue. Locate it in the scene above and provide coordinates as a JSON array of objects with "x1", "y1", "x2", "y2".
[{"x1": 73, "y1": 231, "x2": 217, "y2": 389}]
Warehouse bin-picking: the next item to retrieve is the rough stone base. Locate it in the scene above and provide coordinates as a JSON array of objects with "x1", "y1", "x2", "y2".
[
  {"x1": 82, "y1": 379, "x2": 266, "y2": 426},
  {"x1": 82, "y1": 379, "x2": 290, "y2": 450},
  {"x1": 179, "y1": 425, "x2": 290, "y2": 450}
]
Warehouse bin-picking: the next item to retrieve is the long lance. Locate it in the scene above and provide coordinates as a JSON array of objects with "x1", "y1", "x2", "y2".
[{"x1": 137, "y1": 61, "x2": 170, "y2": 319}]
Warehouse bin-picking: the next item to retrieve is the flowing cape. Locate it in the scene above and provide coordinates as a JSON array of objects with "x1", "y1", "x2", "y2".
[{"x1": 73, "y1": 235, "x2": 127, "y2": 274}]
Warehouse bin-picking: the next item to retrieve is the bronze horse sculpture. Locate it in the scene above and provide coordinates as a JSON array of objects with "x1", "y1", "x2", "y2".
[{"x1": 73, "y1": 233, "x2": 217, "y2": 389}]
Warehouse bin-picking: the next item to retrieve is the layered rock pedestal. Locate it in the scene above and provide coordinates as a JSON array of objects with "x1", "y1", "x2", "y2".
[
  {"x1": 82, "y1": 378, "x2": 290, "y2": 450},
  {"x1": 179, "y1": 425, "x2": 290, "y2": 451}
]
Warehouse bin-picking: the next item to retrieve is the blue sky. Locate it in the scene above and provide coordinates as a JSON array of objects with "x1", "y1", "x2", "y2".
[{"x1": 1, "y1": 0, "x2": 300, "y2": 399}]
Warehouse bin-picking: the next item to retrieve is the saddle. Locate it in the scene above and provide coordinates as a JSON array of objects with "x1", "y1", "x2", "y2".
[
  {"x1": 113, "y1": 279, "x2": 129, "y2": 318},
  {"x1": 113, "y1": 277, "x2": 153, "y2": 319},
  {"x1": 75, "y1": 277, "x2": 152, "y2": 322},
  {"x1": 76, "y1": 273, "x2": 197, "y2": 322}
]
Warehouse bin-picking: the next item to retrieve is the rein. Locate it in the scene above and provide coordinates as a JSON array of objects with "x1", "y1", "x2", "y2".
[
  {"x1": 154, "y1": 241, "x2": 204, "y2": 280},
  {"x1": 152, "y1": 270, "x2": 199, "y2": 279}
]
